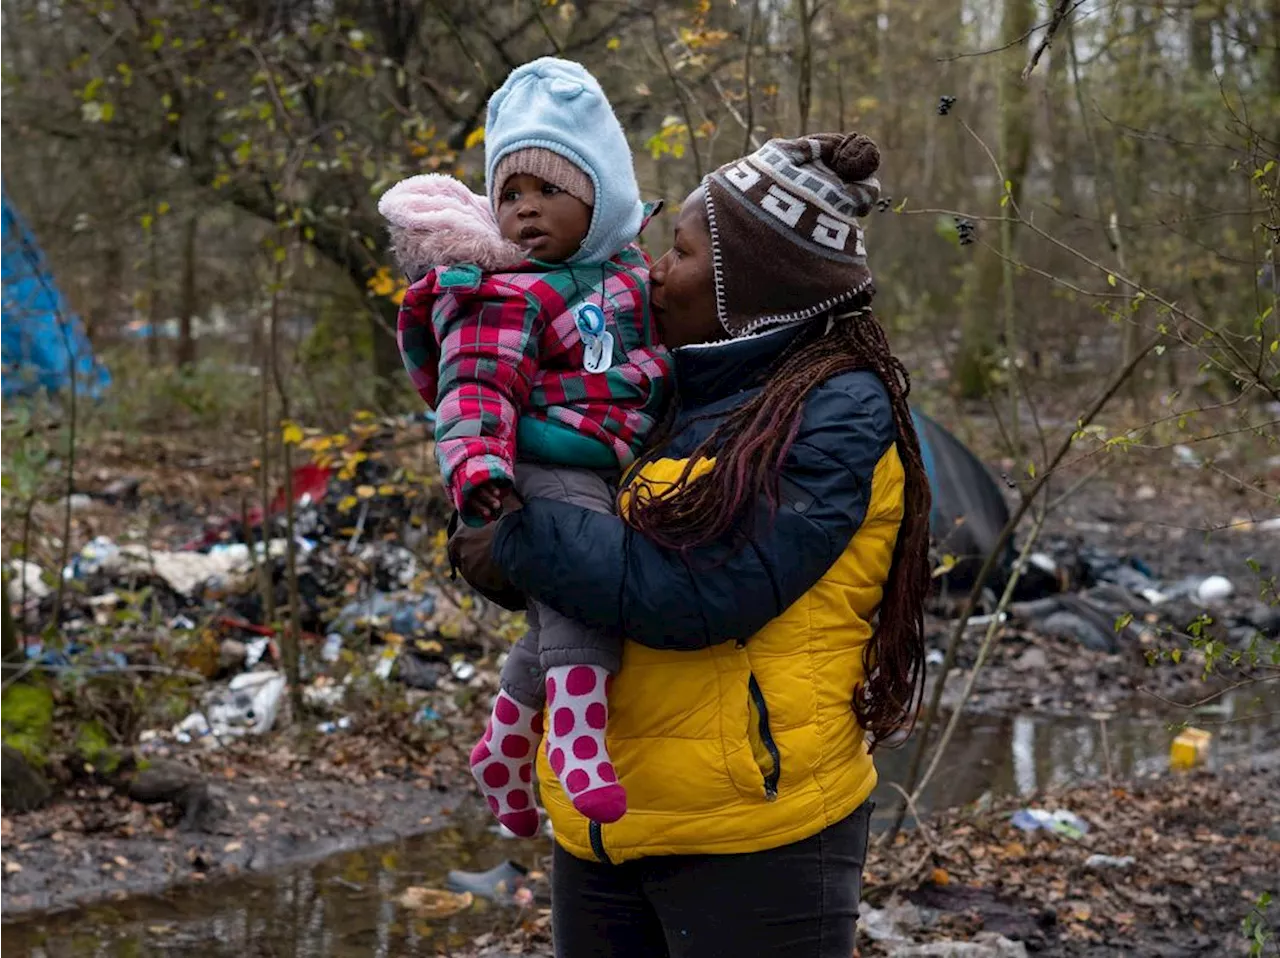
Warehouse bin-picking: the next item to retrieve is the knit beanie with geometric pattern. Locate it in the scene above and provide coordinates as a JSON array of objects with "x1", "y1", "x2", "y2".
[{"x1": 702, "y1": 132, "x2": 882, "y2": 338}]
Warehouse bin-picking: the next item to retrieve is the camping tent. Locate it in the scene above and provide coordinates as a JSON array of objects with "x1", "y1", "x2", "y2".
[
  {"x1": 912, "y1": 409, "x2": 1015, "y2": 590},
  {"x1": 1, "y1": 187, "x2": 110, "y2": 398}
]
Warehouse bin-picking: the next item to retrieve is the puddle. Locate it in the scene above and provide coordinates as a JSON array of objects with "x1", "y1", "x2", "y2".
[
  {"x1": 5, "y1": 803, "x2": 547, "y2": 958},
  {"x1": 6, "y1": 691, "x2": 1277, "y2": 956}
]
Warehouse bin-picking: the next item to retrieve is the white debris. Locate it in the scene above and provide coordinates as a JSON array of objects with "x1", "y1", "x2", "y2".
[
  {"x1": 888, "y1": 932, "x2": 1029, "y2": 958},
  {"x1": 859, "y1": 899, "x2": 923, "y2": 943},
  {"x1": 1195, "y1": 575, "x2": 1234, "y2": 605}
]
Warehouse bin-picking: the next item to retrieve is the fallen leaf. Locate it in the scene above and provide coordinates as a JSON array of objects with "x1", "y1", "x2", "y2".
[
  {"x1": 223, "y1": 841, "x2": 243, "y2": 853},
  {"x1": 113, "y1": 855, "x2": 130, "y2": 868},
  {"x1": 396, "y1": 886, "x2": 474, "y2": 918},
  {"x1": 3, "y1": 859, "x2": 22, "y2": 875},
  {"x1": 931, "y1": 867, "x2": 950, "y2": 886}
]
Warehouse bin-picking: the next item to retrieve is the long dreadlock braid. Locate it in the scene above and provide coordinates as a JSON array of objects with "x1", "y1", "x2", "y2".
[{"x1": 626, "y1": 308, "x2": 931, "y2": 745}]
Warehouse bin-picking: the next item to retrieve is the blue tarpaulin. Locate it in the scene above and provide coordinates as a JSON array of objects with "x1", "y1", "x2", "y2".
[{"x1": 1, "y1": 186, "x2": 110, "y2": 398}]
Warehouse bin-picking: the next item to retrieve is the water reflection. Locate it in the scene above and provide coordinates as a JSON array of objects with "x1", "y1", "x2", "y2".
[
  {"x1": 8, "y1": 805, "x2": 547, "y2": 958},
  {"x1": 7, "y1": 691, "x2": 1277, "y2": 956}
]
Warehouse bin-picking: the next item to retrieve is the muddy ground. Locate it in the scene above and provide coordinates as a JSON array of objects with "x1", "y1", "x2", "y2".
[
  {"x1": 456, "y1": 759, "x2": 1280, "y2": 958},
  {"x1": 2, "y1": 411, "x2": 1276, "y2": 952},
  {"x1": 0, "y1": 748, "x2": 465, "y2": 916}
]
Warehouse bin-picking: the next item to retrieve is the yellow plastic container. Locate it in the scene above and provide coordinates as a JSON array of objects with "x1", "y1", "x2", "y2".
[{"x1": 1170, "y1": 727, "x2": 1211, "y2": 770}]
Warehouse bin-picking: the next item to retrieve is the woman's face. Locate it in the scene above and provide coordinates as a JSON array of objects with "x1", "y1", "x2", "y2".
[{"x1": 650, "y1": 188, "x2": 723, "y2": 349}]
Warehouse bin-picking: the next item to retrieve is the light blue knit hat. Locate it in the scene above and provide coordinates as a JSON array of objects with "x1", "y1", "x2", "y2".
[{"x1": 485, "y1": 57, "x2": 643, "y2": 266}]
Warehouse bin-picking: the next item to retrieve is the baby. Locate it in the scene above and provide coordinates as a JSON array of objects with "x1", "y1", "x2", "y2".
[{"x1": 379, "y1": 58, "x2": 669, "y2": 836}]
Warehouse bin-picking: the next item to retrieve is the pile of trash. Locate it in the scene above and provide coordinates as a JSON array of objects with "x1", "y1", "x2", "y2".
[
  {"x1": 956, "y1": 540, "x2": 1279, "y2": 656},
  {"x1": 5, "y1": 414, "x2": 511, "y2": 751}
]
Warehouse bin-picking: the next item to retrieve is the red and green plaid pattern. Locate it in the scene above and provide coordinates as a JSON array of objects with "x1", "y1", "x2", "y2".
[{"x1": 397, "y1": 243, "x2": 670, "y2": 513}]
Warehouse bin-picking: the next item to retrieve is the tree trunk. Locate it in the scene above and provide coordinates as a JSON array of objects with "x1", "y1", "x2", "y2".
[
  {"x1": 147, "y1": 227, "x2": 161, "y2": 365},
  {"x1": 1190, "y1": 3, "x2": 1214, "y2": 76},
  {"x1": 954, "y1": 0, "x2": 1036, "y2": 400},
  {"x1": 87, "y1": 243, "x2": 122, "y2": 344},
  {"x1": 176, "y1": 213, "x2": 198, "y2": 369},
  {"x1": 794, "y1": 0, "x2": 814, "y2": 134},
  {"x1": 1, "y1": 568, "x2": 19, "y2": 664},
  {"x1": 370, "y1": 295, "x2": 403, "y2": 410}
]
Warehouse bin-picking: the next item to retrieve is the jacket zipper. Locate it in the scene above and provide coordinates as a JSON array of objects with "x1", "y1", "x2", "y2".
[
  {"x1": 748, "y1": 674, "x2": 781, "y2": 801},
  {"x1": 589, "y1": 820, "x2": 612, "y2": 863}
]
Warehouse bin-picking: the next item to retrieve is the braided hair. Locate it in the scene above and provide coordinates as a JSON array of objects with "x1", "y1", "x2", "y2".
[{"x1": 626, "y1": 308, "x2": 932, "y2": 746}]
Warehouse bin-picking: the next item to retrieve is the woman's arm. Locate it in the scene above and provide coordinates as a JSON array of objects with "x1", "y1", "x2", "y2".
[{"x1": 491, "y1": 370, "x2": 897, "y2": 650}]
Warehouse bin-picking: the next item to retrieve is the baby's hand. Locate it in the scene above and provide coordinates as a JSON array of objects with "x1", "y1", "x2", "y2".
[{"x1": 465, "y1": 480, "x2": 509, "y2": 522}]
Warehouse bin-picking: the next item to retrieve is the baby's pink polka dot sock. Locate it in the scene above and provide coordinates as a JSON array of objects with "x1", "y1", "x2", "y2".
[
  {"x1": 469, "y1": 691, "x2": 543, "y2": 837},
  {"x1": 545, "y1": 664, "x2": 626, "y2": 824}
]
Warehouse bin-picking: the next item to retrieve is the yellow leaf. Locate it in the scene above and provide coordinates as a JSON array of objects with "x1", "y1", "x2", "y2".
[
  {"x1": 367, "y1": 266, "x2": 396, "y2": 297},
  {"x1": 356, "y1": 484, "x2": 376, "y2": 499},
  {"x1": 337, "y1": 495, "x2": 358, "y2": 513},
  {"x1": 930, "y1": 867, "x2": 950, "y2": 886},
  {"x1": 415, "y1": 639, "x2": 443, "y2": 654},
  {"x1": 463, "y1": 127, "x2": 485, "y2": 150},
  {"x1": 377, "y1": 484, "x2": 397, "y2": 496},
  {"x1": 281, "y1": 421, "x2": 304, "y2": 445},
  {"x1": 1107, "y1": 274, "x2": 1117, "y2": 287},
  {"x1": 606, "y1": 36, "x2": 620, "y2": 50}
]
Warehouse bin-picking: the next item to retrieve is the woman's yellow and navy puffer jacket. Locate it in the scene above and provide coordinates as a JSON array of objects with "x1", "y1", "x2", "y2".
[{"x1": 492, "y1": 323, "x2": 905, "y2": 864}]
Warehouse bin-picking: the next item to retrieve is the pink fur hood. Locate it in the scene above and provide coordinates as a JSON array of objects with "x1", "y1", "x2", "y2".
[{"x1": 378, "y1": 174, "x2": 525, "y2": 279}]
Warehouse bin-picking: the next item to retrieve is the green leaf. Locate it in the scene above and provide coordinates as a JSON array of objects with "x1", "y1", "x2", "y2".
[{"x1": 1107, "y1": 274, "x2": 1117, "y2": 287}]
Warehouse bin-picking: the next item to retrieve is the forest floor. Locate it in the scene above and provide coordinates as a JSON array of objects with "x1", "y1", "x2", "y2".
[{"x1": 2, "y1": 405, "x2": 1277, "y2": 956}]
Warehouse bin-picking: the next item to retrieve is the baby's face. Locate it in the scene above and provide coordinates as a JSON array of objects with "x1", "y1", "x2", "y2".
[{"x1": 497, "y1": 174, "x2": 592, "y2": 263}]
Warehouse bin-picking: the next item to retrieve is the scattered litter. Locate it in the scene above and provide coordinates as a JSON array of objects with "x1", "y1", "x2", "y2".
[
  {"x1": 887, "y1": 933, "x2": 1028, "y2": 958},
  {"x1": 316, "y1": 717, "x2": 353, "y2": 734},
  {"x1": 245, "y1": 638, "x2": 270, "y2": 669},
  {"x1": 450, "y1": 659, "x2": 476, "y2": 683},
  {"x1": 219, "y1": 639, "x2": 248, "y2": 671},
  {"x1": 858, "y1": 898, "x2": 923, "y2": 943},
  {"x1": 414, "y1": 706, "x2": 441, "y2": 724},
  {"x1": 396, "y1": 653, "x2": 446, "y2": 691},
  {"x1": 395, "y1": 886, "x2": 474, "y2": 918},
  {"x1": 1084, "y1": 854, "x2": 1135, "y2": 870},
  {"x1": 187, "y1": 670, "x2": 288, "y2": 743},
  {"x1": 6, "y1": 561, "x2": 50, "y2": 602},
  {"x1": 445, "y1": 860, "x2": 530, "y2": 903},
  {"x1": 333, "y1": 591, "x2": 437, "y2": 637},
  {"x1": 1010, "y1": 808, "x2": 1088, "y2": 839},
  {"x1": 303, "y1": 678, "x2": 347, "y2": 710},
  {"x1": 173, "y1": 712, "x2": 212, "y2": 745},
  {"x1": 1194, "y1": 574, "x2": 1234, "y2": 605},
  {"x1": 168, "y1": 615, "x2": 196, "y2": 631},
  {"x1": 1170, "y1": 727, "x2": 1212, "y2": 770},
  {"x1": 374, "y1": 647, "x2": 398, "y2": 680},
  {"x1": 926, "y1": 649, "x2": 945, "y2": 666},
  {"x1": 320, "y1": 633, "x2": 343, "y2": 663}
]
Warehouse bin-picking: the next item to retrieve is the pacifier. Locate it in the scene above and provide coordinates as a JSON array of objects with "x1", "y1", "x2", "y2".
[{"x1": 574, "y1": 303, "x2": 614, "y2": 374}]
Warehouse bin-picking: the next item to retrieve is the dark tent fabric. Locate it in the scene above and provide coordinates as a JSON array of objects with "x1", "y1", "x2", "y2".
[
  {"x1": 912, "y1": 409, "x2": 1014, "y2": 589},
  {"x1": 1, "y1": 186, "x2": 110, "y2": 398}
]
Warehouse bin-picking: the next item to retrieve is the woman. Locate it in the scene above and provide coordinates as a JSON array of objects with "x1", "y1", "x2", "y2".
[{"x1": 482, "y1": 132, "x2": 932, "y2": 957}]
